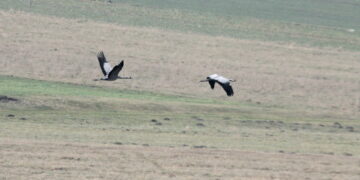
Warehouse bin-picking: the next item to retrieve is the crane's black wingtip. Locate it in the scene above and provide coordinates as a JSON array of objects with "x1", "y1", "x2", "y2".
[
  {"x1": 118, "y1": 61, "x2": 124, "y2": 67},
  {"x1": 226, "y1": 85, "x2": 234, "y2": 96},
  {"x1": 97, "y1": 51, "x2": 105, "y2": 58}
]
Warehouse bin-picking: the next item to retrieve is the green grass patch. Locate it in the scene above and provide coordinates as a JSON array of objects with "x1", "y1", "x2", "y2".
[
  {"x1": 1, "y1": 0, "x2": 359, "y2": 50},
  {"x1": 1, "y1": 75, "x2": 359, "y2": 156},
  {"x1": 0, "y1": 75, "x2": 222, "y2": 104}
]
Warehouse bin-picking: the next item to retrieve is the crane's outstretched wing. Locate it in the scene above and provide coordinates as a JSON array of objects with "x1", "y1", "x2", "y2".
[
  {"x1": 97, "y1": 51, "x2": 112, "y2": 76},
  {"x1": 208, "y1": 80, "x2": 216, "y2": 89},
  {"x1": 219, "y1": 83, "x2": 234, "y2": 96},
  {"x1": 107, "y1": 61, "x2": 124, "y2": 80}
]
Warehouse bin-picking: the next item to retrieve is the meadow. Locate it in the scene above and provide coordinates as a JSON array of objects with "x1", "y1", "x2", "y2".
[
  {"x1": 0, "y1": 0, "x2": 360, "y2": 179},
  {"x1": 0, "y1": 0, "x2": 360, "y2": 50},
  {"x1": 1, "y1": 75, "x2": 360, "y2": 179}
]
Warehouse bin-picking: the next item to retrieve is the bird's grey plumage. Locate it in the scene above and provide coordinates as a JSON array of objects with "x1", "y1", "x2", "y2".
[
  {"x1": 96, "y1": 51, "x2": 131, "y2": 81},
  {"x1": 200, "y1": 74, "x2": 235, "y2": 96}
]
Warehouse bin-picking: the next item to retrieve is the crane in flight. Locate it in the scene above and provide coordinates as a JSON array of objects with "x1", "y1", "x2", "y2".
[
  {"x1": 200, "y1": 74, "x2": 235, "y2": 96},
  {"x1": 96, "y1": 51, "x2": 132, "y2": 81}
]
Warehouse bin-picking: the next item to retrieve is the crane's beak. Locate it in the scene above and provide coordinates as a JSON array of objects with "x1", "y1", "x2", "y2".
[{"x1": 200, "y1": 80, "x2": 208, "y2": 82}]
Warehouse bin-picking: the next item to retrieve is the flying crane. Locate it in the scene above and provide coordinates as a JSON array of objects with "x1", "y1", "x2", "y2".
[
  {"x1": 96, "y1": 51, "x2": 132, "y2": 81},
  {"x1": 200, "y1": 74, "x2": 235, "y2": 96}
]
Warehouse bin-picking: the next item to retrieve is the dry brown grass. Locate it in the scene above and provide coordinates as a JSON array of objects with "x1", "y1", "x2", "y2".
[
  {"x1": 0, "y1": 10, "x2": 359, "y2": 119},
  {"x1": 1, "y1": 10, "x2": 360, "y2": 179},
  {"x1": 1, "y1": 138, "x2": 359, "y2": 180}
]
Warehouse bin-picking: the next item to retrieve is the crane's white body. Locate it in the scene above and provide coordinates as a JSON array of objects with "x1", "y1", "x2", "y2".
[
  {"x1": 103, "y1": 62, "x2": 112, "y2": 77},
  {"x1": 208, "y1": 74, "x2": 230, "y2": 84}
]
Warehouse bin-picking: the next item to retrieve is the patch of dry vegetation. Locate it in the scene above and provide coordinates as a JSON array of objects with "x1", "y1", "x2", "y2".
[
  {"x1": 0, "y1": 10, "x2": 359, "y2": 120},
  {"x1": 1, "y1": 138, "x2": 360, "y2": 180}
]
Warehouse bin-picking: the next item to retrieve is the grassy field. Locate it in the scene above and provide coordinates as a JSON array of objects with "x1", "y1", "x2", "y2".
[
  {"x1": 4, "y1": 74, "x2": 356, "y2": 150},
  {"x1": 1, "y1": 75, "x2": 360, "y2": 179},
  {"x1": 0, "y1": 0, "x2": 359, "y2": 50},
  {"x1": 1, "y1": 10, "x2": 359, "y2": 121},
  {"x1": 1, "y1": 0, "x2": 360, "y2": 179}
]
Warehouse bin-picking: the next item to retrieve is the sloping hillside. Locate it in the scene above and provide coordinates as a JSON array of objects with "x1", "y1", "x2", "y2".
[
  {"x1": 1, "y1": 0, "x2": 360, "y2": 50},
  {"x1": 1, "y1": 1, "x2": 360, "y2": 179},
  {"x1": 0, "y1": 11, "x2": 359, "y2": 120}
]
